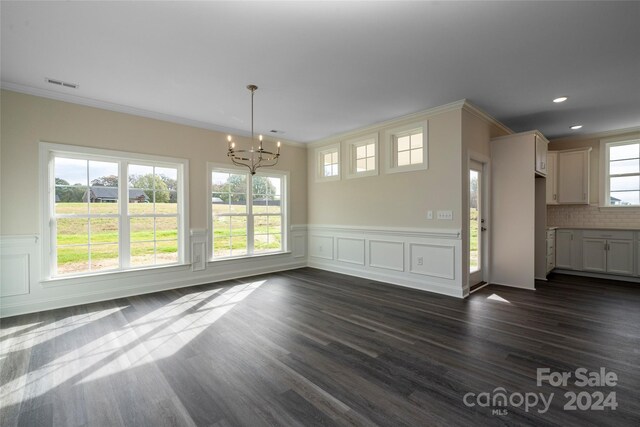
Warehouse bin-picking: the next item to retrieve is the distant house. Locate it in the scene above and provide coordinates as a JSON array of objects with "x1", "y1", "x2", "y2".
[
  {"x1": 83, "y1": 186, "x2": 149, "y2": 203},
  {"x1": 610, "y1": 196, "x2": 623, "y2": 205}
]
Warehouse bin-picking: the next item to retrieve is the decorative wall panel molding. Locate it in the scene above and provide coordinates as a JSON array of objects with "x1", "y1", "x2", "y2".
[
  {"x1": 369, "y1": 240, "x2": 404, "y2": 272},
  {"x1": 336, "y1": 237, "x2": 365, "y2": 265}
]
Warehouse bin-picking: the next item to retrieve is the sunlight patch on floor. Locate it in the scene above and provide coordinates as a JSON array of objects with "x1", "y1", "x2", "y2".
[
  {"x1": 0, "y1": 281, "x2": 265, "y2": 406},
  {"x1": 487, "y1": 293, "x2": 510, "y2": 303}
]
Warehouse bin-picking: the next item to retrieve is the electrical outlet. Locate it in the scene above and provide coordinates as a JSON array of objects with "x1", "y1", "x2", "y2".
[
  {"x1": 417, "y1": 256, "x2": 424, "y2": 266},
  {"x1": 437, "y1": 210, "x2": 453, "y2": 220},
  {"x1": 427, "y1": 210, "x2": 433, "y2": 219}
]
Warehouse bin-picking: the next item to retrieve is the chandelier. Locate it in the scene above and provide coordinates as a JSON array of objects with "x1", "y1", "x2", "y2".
[{"x1": 227, "y1": 84, "x2": 281, "y2": 175}]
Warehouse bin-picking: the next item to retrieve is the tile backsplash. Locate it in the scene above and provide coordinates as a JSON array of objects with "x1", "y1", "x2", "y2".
[{"x1": 547, "y1": 205, "x2": 640, "y2": 229}]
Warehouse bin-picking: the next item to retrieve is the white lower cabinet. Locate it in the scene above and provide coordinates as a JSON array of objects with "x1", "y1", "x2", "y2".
[
  {"x1": 581, "y1": 231, "x2": 634, "y2": 276},
  {"x1": 555, "y1": 230, "x2": 577, "y2": 270}
]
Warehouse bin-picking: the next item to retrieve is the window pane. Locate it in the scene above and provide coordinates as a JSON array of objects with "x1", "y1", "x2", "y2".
[
  {"x1": 610, "y1": 159, "x2": 640, "y2": 175},
  {"x1": 57, "y1": 218, "x2": 88, "y2": 245},
  {"x1": 268, "y1": 216, "x2": 282, "y2": 234},
  {"x1": 129, "y1": 165, "x2": 154, "y2": 214},
  {"x1": 156, "y1": 217, "x2": 178, "y2": 241},
  {"x1": 366, "y1": 143, "x2": 375, "y2": 156},
  {"x1": 90, "y1": 244, "x2": 119, "y2": 272},
  {"x1": 156, "y1": 240, "x2": 179, "y2": 265},
  {"x1": 156, "y1": 167, "x2": 178, "y2": 213},
  {"x1": 212, "y1": 172, "x2": 231, "y2": 192},
  {"x1": 214, "y1": 237, "x2": 231, "y2": 258},
  {"x1": 356, "y1": 145, "x2": 366, "y2": 159},
  {"x1": 130, "y1": 242, "x2": 156, "y2": 267},
  {"x1": 230, "y1": 216, "x2": 247, "y2": 236},
  {"x1": 212, "y1": 192, "x2": 230, "y2": 214},
  {"x1": 57, "y1": 245, "x2": 89, "y2": 275},
  {"x1": 324, "y1": 165, "x2": 332, "y2": 176},
  {"x1": 268, "y1": 196, "x2": 281, "y2": 214},
  {"x1": 90, "y1": 218, "x2": 118, "y2": 244},
  {"x1": 397, "y1": 150, "x2": 411, "y2": 166},
  {"x1": 331, "y1": 164, "x2": 338, "y2": 176},
  {"x1": 324, "y1": 153, "x2": 333, "y2": 166},
  {"x1": 366, "y1": 157, "x2": 375, "y2": 171},
  {"x1": 213, "y1": 216, "x2": 231, "y2": 238},
  {"x1": 410, "y1": 133, "x2": 423, "y2": 149},
  {"x1": 357, "y1": 158, "x2": 367, "y2": 172},
  {"x1": 610, "y1": 191, "x2": 640, "y2": 206},
  {"x1": 610, "y1": 143, "x2": 639, "y2": 161},
  {"x1": 331, "y1": 152, "x2": 338, "y2": 164},
  {"x1": 411, "y1": 148, "x2": 424, "y2": 165},
  {"x1": 89, "y1": 160, "x2": 119, "y2": 214},
  {"x1": 130, "y1": 217, "x2": 154, "y2": 242},
  {"x1": 397, "y1": 136, "x2": 410, "y2": 151},
  {"x1": 254, "y1": 215, "x2": 268, "y2": 236},
  {"x1": 55, "y1": 157, "x2": 88, "y2": 214},
  {"x1": 230, "y1": 236, "x2": 247, "y2": 256},
  {"x1": 610, "y1": 176, "x2": 639, "y2": 192}
]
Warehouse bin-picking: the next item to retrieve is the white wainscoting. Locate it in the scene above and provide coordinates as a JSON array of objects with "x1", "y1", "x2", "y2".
[
  {"x1": 0, "y1": 226, "x2": 308, "y2": 318},
  {"x1": 307, "y1": 225, "x2": 464, "y2": 298}
]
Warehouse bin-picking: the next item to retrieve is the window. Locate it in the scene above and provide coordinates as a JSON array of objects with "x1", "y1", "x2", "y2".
[
  {"x1": 602, "y1": 138, "x2": 640, "y2": 206},
  {"x1": 210, "y1": 165, "x2": 287, "y2": 259},
  {"x1": 386, "y1": 121, "x2": 428, "y2": 173},
  {"x1": 43, "y1": 143, "x2": 187, "y2": 278},
  {"x1": 346, "y1": 133, "x2": 378, "y2": 178},
  {"x1": 315, "y1": 143, "x2": 341, "y2": 181},
  {"x1": 396, "y1": 129, "x2": 423, "y2": 166}
]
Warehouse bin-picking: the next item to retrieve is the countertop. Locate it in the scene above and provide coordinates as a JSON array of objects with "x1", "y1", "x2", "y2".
[{"x1": 547, "y1": 226, "x2": 640, "y2": 231}]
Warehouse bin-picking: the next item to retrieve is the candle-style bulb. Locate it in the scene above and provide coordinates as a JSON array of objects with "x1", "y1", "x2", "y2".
[
  {"x1": 231, "y1": 142, "x2": 235, "y2": 149},
  {"x1": 259, "y1": 134, "x2": 263, "y2": 141},
  {"x1": 227, "y1": 135, "x2": 232, "y2": 142}
]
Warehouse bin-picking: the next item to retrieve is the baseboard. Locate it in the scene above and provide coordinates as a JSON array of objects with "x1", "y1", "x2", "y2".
[{"x1": 551, "y1": 269, "x2": 640, "y2": 284}]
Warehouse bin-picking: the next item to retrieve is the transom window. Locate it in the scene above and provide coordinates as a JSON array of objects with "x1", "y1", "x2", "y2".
[
  {"x1": 210, "y1": 166, "x2": 286, "y2": 259},
  {"x1": 43, "y1": 143, "x2": 186, "y2": 278},
  {"x1": 316, "y1": 144, "x2": 341, "y2": 181},
  {"x1": 603, "y1": 139, "x2": 640, "y2": 206},
  {"x1": 345, "y1": 133, "x2": 379, "y2": 179},
  {"x1": 395, "y1": 129, "x2": 423, "y2": 167},
  {"x1": 386, "y1": 122, "x2": 428, "y2": 174}
]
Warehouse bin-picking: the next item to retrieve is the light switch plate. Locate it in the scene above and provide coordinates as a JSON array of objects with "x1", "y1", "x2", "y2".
[
  {"x1": 427, "y1": 211, "x2": 433, "y2": 219},
  {"x1": 437, "y1": 210, "x2": 453, "y2": 220}
]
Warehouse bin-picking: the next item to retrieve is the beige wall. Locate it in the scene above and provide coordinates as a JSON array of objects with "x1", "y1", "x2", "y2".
[
  {"x1": 306, "y1": 109, "x2": 463, "y2": 229},
  {"x1": 0, "y1": 90, "x2": 308, "y2": 235}
]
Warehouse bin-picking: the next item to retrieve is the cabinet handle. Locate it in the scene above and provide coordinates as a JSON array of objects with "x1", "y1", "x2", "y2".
[{"x1": 553, "y1": 194, "x2": 557, "y2": 200}]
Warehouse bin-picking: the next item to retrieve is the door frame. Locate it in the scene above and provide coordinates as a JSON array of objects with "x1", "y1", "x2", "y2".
[{"x1": 467, "y1": 151, "x2": 491, "y2": 293}]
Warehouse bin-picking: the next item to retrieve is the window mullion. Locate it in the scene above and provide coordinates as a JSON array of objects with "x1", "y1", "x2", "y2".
[
  {"x1": 121, "y1": 161, "x2": 131, "y2": 269},
  {"x1": 247, "y1": 173, "x2": 254, "y2": 255}
]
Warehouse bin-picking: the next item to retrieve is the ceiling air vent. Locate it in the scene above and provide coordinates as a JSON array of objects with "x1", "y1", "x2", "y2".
[{"x1": 45, "y1": 78, "x2": 78, "y2": 89}]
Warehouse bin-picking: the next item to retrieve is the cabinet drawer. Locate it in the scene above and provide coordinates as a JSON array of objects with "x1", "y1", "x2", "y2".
[{"x1": 582, "y1": 230, "x2": 633, "y2": 240}]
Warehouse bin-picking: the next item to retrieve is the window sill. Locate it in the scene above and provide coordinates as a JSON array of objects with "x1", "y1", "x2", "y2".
[
  {"x1": 209, "y1": 251, "x2": 292, "y2": 264},
  {"x1": 41, "y1": 262, "x2": 191, "y2": 287}
]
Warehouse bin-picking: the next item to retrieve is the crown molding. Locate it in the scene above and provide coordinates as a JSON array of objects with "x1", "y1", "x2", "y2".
[
  {"x1": 549, "y1": 126, "x2": 640, "y2": 143},
  {"x1": 490, "y1": 129, "x2": 548, "y2": 143},
  {"x1": 308, "y1": 99, "x2": 470, "y2": 147},
  {"x1": 0, "y1": 81, "x2": 307, "y2": 148},
  {"x1": 460, "y1": 100, "x2": 513, "y2": 136}
]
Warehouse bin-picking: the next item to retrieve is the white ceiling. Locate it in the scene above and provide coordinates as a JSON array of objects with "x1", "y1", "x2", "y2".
[{"x1": 2, "y1": 1, "x2": 639, "y2": 142}]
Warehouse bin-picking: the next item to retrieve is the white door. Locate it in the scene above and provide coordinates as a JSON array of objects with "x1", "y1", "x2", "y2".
[{"x1": 469, "y1": 160, "x2": 486, "y2": 286}]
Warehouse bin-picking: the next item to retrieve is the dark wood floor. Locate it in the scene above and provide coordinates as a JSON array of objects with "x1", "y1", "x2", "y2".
[{"x1": 1, "y1": 268, "x2": 639, "y2": 426}]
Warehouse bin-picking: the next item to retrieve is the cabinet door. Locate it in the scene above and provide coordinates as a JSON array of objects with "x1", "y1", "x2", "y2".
[
  {"x1": 556, "y1": 230, "x2": 575, "y2": 269},
  {"x1": 582, "y1": 238, "x2": 607, "y2": 272},
  {"x1": 607, "y1": 239, "x2": 634, "y2": 275},
  {"x1": 546, "y1": 152, "x2": 558, "y2": 204},
  {"x1": 535, "y1": 135, "x2": 548, "y2": 176},
  {"x1": 558, "y1": 150, "x2": 589, "y2": 204}
]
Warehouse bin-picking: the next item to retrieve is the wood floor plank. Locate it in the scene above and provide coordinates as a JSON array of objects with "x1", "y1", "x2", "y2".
[{"x1": 1, "y1": 268, "x2": 639, "y2": 426}]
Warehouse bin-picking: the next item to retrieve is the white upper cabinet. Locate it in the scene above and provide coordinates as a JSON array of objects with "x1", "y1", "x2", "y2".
[
  {"x1": 535, "y1": 134, "x2": 548, "y2": 176},
  {"x1": 546, "y1": 151, "x2": 558, "y2": 204},
  {"x1": 557, "y1": 148, "x2": 591, "y2": 204}
]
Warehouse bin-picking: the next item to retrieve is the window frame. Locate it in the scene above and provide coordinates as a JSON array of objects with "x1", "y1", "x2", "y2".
[
  {"x1": 345, "y1": 133, "x2": 379, "y2": 179},
  {"x1": 207, "y1": 162, "x2": 289, "y2": 261},
  {"x1": 40, "y1": 142, "x2": 189, "y2": 281},
  {"x1": 385, "y1": 121, "x2": 428, "y2": 174},
  {"x1": 315, "y1": 143, "x2": 341, "y2": 182},
  {"x1": 599, "y1": 137, "x2": 640, "y2": 207}
]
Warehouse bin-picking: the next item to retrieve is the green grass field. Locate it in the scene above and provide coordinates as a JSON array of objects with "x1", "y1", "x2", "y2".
[
  {"x1": 470, "y1": 208, "x2": 479, "y2": 271},
  {"x1": 55, "y1": 202, "x2": 282, "y2": 273}
]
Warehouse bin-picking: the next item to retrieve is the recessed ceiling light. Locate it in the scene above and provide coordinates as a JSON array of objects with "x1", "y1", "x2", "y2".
[
  {"x1": 570, "y1": 125, "x2": 583, "y2": 130},
  {"x1": 553, "y1": 96, "x2": 568, "y2": 103}
]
